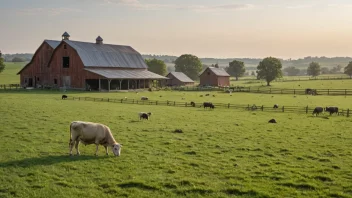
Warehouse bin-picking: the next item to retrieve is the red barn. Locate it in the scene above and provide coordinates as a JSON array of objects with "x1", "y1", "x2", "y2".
[
  {"x1": 165, "y1": 72, "x2": 194, "y2": 86},
  {"x1": 199, "y1": 67, "x2": 230, "y2": 87},
  {"x1": 18, "y1": 32, "x2": 167, "y2": 91}
]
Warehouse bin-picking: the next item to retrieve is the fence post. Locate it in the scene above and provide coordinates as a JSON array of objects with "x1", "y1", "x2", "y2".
[
  {"x1": 281, "y1": 89, "x2": 283, "y2": 94},
  {"x1": 121, "y1": 99, "x2": 123, "y2": 103},
  {"x1": 228, "y1": 103, "x2": 230, "y2": 108},
  {"x1": 108, "y1": 98, "x2": 110, "y2": 102},
  {"x1": 248, "y1": 104, "x2": 250, "y2": 110},
  {"x1": 294, "y1": 89, "x2": 296, "y2": 95},
  {"x1": 261, "y1": 105, "x2": 264, "y2": 111},
  {"x1": 347, "y1": 109, "x2": 350, "y2": 117},
  {"x1": 282, "y1": 106, "x2": 284, "y2": 112},
  {"x1": 185, "y1": 102, "x2": 187, "y2": 107},
  {"x1": 328, "y1": 89, "x2": 330, "y2": 95},
  {"x1": 345, "y1": 89, "x2": 347, "y2": 96},
  {"x1": 270, "y1": 88, "x2": 272, "y2": 94},
  {"x1": 156, "y1": 101, "x2": 158, "y2": 105},
  {"x1": 306, "y1": 106, "x2": 308, "y2": 114},
  {"x1": 174, "y1": 101, "x2": 176, "y2": 106}
]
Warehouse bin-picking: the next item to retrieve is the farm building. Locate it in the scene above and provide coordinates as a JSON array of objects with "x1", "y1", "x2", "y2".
[
  {"x1": 165, "y1": 72, "x2": 194, "y2": 86},
  {"x1": 17, "y1": 32, "x2": 167, "y2": 91},
  {"x1": 199, "y1": 67, "x2": 230, "y2": 87}
]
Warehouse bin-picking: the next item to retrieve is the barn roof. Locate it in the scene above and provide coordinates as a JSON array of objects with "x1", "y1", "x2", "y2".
[
  {"x1": 85, "y1": 68, "x2": 168, "y2": 80},
  {"x1": 199, "y1": 67, "x2": 230, "y2": 77},
  {"x1": 167, "y1": 72, "x2": 194, "y2": 83},
  {"x1": 45, "y1": 40, "x2": 61, "y2": 49},
  {"x1": 64, "y1": 40, "x2": 148, "y2": 69}
]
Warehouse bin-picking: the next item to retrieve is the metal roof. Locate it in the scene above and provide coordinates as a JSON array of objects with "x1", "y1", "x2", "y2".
[
  {"x1": 65, "y1": 40, "x2": 148, "y2": 69},
  {"x1": 44, "y1": 40, "x2": 60, "y2": 49},
  {"x1": 85, "y1": 68, "x2": 168, "y2": 80},
  {"x1": 200, "y1": 67, "x2": 230, "y2": 77},
  {"x1": 168, "y1": 72, "x2": 194, "y2": 83}
]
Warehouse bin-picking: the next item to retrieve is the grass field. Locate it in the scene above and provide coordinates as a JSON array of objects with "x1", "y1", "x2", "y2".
[
  {"x1": 1, "y1": 91, "x2": 352, "y2": 198},
  {"x1": 0, "y1": 62, "x2": 25, "y2": 84}
]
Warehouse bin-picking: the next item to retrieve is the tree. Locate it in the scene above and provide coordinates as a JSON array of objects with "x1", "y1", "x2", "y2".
[
  {"x1": 257, "y1": 57, "x2": 282, "y2": 86},
  {"x1": 321, "y1": 67, "x2": 330, "y2": 74},
  {"x1": 283, "y1": 66, "x2": 300, "y2": 76},
  {"x1": 12, "y1": 57, "x2": 25, "y2": 62},
  {"x1": 0, "y1": 57, "x2": 5, "y2": 73},
  {"x1": 307, "y1": 62, "x2": 321, "y2": 77},
  {"x1": 344, "y1": 61, "x2": 352, "y2": 79},
  {"x1": 145, "y1": 58, "x2": 167, "y2": 76},
  {"x1": 174, "y1": 54, "x2": 202, "y2": 80},
  {"x1": 251, "y1": 71, "x2": 256, "y2": 76},
  {"x1": 225, "y1": 60, "x2": 246, "y2": 81},
  {"x1": 214, "y1": 63, "x2": 219, "y2": 68}
]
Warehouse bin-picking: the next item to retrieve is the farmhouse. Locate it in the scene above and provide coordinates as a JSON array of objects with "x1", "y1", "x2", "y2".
[
  {"x1": 17, "y1": 32, "x2": 167, "y2": 91},
  {"x1": 165, "y1": 72, "x2": 194, "y2": 86},
  {"x1": 199, "y1": 67, "x2": 230, "y2": 87}
]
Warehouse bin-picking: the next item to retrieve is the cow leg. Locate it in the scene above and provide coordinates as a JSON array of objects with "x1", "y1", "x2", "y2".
[
  {"x1": 104, "y1": 146, "x2": 109, "y2": 155},
  {"x1": 75, "y1": 141, "x2": 80, "y2": 156},
  {"x1": 95, "y1": 143, "x2": 99, "y2": 156}
]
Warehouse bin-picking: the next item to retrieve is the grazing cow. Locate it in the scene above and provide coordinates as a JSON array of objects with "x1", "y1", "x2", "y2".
[
  {"x1": 205, "y1": 94, "x2": 210, "y2": 96},
  {"x1": 213, "y1": 95, "x2": 216, "y2": 97},
  {"x1": 312, "y1": 107, "x2": 324, "y2": 116},
  {"x1": 69, "y1": 121, "x2": 122, "y2": 156},
  {"x1": 325, "y1": 107, "x2": 339, "y2": 116},
  {"x1": 139, "y1": 112, "x2": 152, "y2": 120},
  {"x1": 141, "y1": 96, "x2": 148, "y2": 100},
  {"x1": 190, "y1": 101, "x2": 196, "y2": 107},
  {"x1": 62, "y1": 95, "x2": 68, "y2": 100},
  {"x1": 273, "y1": 104, "x2": 279, "y2": 109},
  {"x1": 203, "y1": 102, "x2": 215, "y2": 109},
  {"x1": 268, "y1": 119, "x2": 277, "y2": 123}
]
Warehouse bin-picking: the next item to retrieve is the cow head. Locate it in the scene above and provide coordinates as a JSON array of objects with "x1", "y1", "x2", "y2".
[{"x1": 112, "y1": 143, "x2": 122, "y2": 156}]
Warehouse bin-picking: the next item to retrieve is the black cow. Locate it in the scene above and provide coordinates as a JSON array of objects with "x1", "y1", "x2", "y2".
[
  {"x1": 62, "y1": 95, "x2": 68, "y2": 100},
  {"x1": 325, "y1": 106, "x2": 339, "y2": 116},
  {"x1": 139, "y1": 112, "x2": 152, "y2": 120},
  {"x1": 203, "y1": 102, "x2": 215, "y2": 109},
  {"x1": 273, "y1": 104, "x2": 279, "y2": 109},
  {"x1": 190, "y1": 101, "x2": 196, "y2": 107},
  {"x1": 268, "y1": 119, "x2": 277, "y2": 123},
  {"x1": 312, "y1": 107, "x2": 324, "y2": 116}
]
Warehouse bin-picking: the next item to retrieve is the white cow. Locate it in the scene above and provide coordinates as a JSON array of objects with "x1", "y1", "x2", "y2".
[{"x1": 69, "y1": 121, "x2": 122, "y2": 156}]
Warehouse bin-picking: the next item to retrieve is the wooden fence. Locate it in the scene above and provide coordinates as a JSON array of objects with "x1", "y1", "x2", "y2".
[
  {"x1": 0, "y1": 84, "x2": 21, "y2": 90},
  {"x1": 171, "y1": 86, "x2": 352, "y2": 96},
  {"x1": 237, "y1": 75, "x2": 352, "y2": 82},
  {"x1": 66, "y1": 96, "x2": 351, "y2": 117}
]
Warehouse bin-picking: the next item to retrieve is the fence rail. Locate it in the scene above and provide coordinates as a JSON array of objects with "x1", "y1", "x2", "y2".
[
  {"x1": 237, "y1": 76, "x2": 352, "y2": 82},
  {"x1": 171, "y1": 86, "x2": 352, "y2": 96},
  {"x1": 66, "y1": 96, "x2": 351, "y2": 117}
]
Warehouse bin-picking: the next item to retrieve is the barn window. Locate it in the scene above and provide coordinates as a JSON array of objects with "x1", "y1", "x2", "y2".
[
  {"x1": 37, "y1": 77, "x2": 40, "y2": 81},
  {"x1": 54, "y1": 79, "x2": 57, "y2": 84},
  {"x1": 64, "y1": 45, "x2": 67, "y2": 49},
  {"x1": 207, "y1": 72, "x2": 210, "y2": 75},
  {"x1": 63, "y1": 57, "x2": 70, "y2": 68}
]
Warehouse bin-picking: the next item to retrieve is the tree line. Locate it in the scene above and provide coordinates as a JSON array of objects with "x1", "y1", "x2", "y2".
[{"x1": 145, "y1": 54, "x2": 352, "y2": 86}]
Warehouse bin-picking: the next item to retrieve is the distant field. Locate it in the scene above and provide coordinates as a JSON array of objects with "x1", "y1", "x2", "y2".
[
  {"x1": 1, "y1": 92, "x2": 352, "y2": 198},
  {"x1": 0, "y1": 62, "x2": 25, "y2": 84}
]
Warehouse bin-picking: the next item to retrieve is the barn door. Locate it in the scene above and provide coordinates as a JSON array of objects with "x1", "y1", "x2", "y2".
[{"x1": 62, "y1": 76, "x2": 71, "y2": 88}]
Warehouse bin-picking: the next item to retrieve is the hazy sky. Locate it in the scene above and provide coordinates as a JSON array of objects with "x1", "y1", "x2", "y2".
[{"x1": 1, "y1": 0, "x2": 352, "y2": 59}]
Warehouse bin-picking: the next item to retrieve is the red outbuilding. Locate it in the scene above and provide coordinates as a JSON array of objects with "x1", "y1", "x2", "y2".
[
  {"x1": 199, "y1": 67, "x2": 230, "y2": 87},
  {"x1": 165, "y1": 72, "x2": 194, "y2": 86}
]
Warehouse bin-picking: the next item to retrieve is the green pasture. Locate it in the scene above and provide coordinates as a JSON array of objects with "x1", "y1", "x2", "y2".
[
  {"x1": 0, "y1": 92, "x2": 352, "y2": 198},
  {"x1": 0, "y1": 62, "x2": 25, "y2": 84}
]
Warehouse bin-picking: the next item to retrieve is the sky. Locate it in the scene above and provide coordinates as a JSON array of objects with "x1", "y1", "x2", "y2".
[{"x1": 1, "y1": 0, "x2": 352, "y2": 59}]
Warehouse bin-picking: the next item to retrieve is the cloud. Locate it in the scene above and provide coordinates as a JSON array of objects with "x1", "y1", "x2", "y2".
[
  {"x1": 100, "y1": 0, "x2": 255, "y2": 11},
  {"x1": 16, "y1": 7, "x2": 82, "y2": 16}
]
